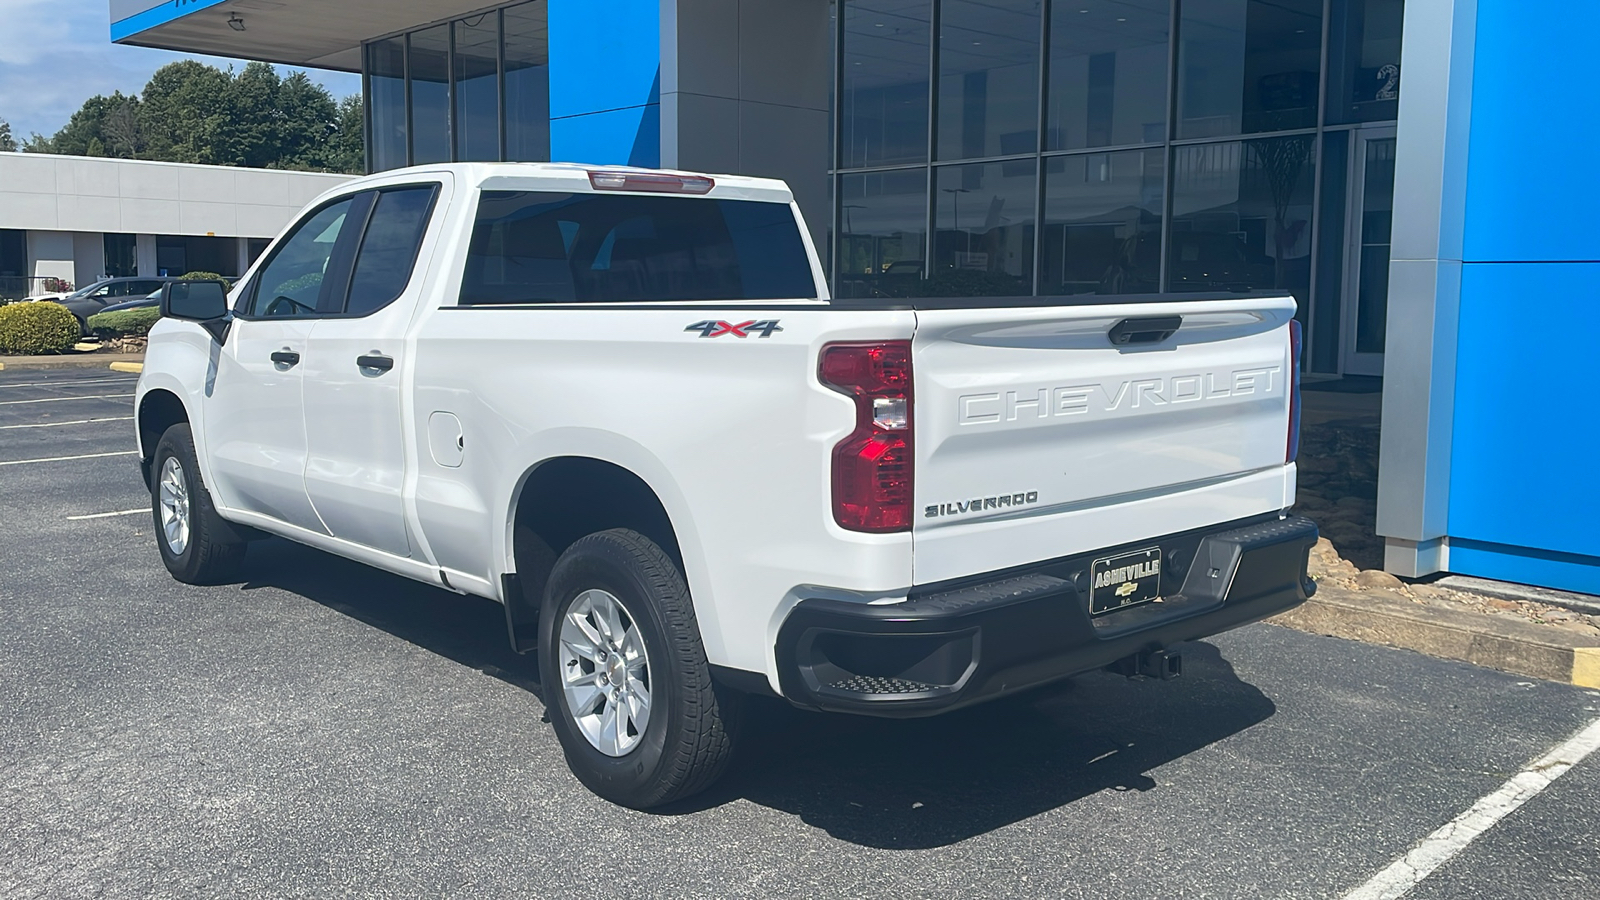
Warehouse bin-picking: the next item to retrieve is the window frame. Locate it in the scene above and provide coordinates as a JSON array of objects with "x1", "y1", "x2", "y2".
[
  {"x1": 234, "y1": 192, "x2": 367, "y2": 321},
  {"x1": 235, "y1": 181, "x2": 443, "y2": 322},
  {"x1": 336, "y1": 183, "x2": 444, "y2": 318}
]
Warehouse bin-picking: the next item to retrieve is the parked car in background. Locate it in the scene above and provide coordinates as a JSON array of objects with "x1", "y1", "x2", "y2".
[
  {"x1": 100, "y1": 288, "x2": 166, "y2": 314},
  {"x1": 61, "y1": 277, "x2": 177, "y2": 334},
  {"x1": 21, "y1": 291, "x2": 74, "y2": 304}
]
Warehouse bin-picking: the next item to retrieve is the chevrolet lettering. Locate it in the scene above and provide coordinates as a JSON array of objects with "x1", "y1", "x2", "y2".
[{"x1": 958, "y1": 366, "x2": 1283, "y2": 426}]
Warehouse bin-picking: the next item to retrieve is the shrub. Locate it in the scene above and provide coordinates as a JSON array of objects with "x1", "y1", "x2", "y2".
[
  {"x1": 0, "y1": 301, "x2": 81, "y2": 354},
  {"x1": 180, "y1": 271, "x2": 232, "y2": 288},
  {"x1": 88, "y1": 306, "x2": 162, "y2": 338}
]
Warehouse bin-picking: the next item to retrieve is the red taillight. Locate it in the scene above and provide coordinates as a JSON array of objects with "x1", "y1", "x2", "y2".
[
  {"x1": 587, "y1": 170, "x2": 715, "y2": 194},
  {"x1": 1287, "y1": 318, "x2": 1303, "y2": 463},
  {"x1": 819, "y1": 342, "x2": 914, "y2": 533}
]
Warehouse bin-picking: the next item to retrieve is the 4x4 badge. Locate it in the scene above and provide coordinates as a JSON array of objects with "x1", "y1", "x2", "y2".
[{"x1": 685, "y1": 320, "x2": 783, "y2": 339}]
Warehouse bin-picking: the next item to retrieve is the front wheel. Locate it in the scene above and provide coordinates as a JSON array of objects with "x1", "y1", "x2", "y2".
[
  {"x1": 151, "y1": 423, "x2": 245, "y2": 584},
  {"x1": 539, "y1": 529, "x2": 739, "y2": 809}
]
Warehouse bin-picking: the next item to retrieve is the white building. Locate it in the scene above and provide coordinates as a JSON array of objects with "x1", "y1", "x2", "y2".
[{"x1": 0, "y1": 152, "x2": 353, "y2": 298}]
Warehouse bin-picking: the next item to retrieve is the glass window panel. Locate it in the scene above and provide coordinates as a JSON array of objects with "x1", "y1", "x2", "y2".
[
  {"x1": 247, "y1": 198, "x2": 356, "y2": 317},
  {"x1": 1041, "y1": 149, "x2": 1164, "y2": 295},
  {"x1": 842, "y1": 0, "x2": 931, "y2": 168},
  {"x1": 1311, "y1": 130, "x2": 1347, "y2": 372},
  {"x1": 1354, "y1": 136, "x2": 1394, "y2": 353},
  {"x1": 1168, "y1": 136, "x2": 1315, "y2": 307},
  {"x1": 103, "y1": 233, "x2": 137, "y2": 278},
  {"x1": 504, "y1": 2, "x2": 551, "y2": 162},
  {"x1": 409, "y1": 25, "x2": 451, "y2": 165},
  {"x1": 1047, "y1": 0, "x2": 1170, "y2": 150},
  {"x1": 1327, "y1": 0, "x2": 1403, "y2": 124},
  {"x1": 933, "y1": 161, "x2": 1035, "y2": 295},
  {"x1": 366, "y1": 38, "x2": 407, "y2": 171},
  {"x1": 937, "y1": 0, "x2": 1040, "y2": 161},
  {"x1": 1177, "y1": 0, "x2": 1321, "y2": 138},
  {"x1": 347, "y1": 187, "x2": 439, "y2": 316},
  {"x1": 459, "y1": 193, "x2": 816, "y2": 304},
  {"x1": 454, "y1": 15, "x2": 500, "y2": 162},
  {"x1": 837, "y1": 169, "x2": 928, "y2": 298}
]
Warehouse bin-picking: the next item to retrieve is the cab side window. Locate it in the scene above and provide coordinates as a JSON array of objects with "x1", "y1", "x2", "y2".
[
  {"x1": 344, "y1": 186, "x2": 439, "y2": 316},
  {"x1": 245, "y1": 197, "x2": 357, "y2": 318}
]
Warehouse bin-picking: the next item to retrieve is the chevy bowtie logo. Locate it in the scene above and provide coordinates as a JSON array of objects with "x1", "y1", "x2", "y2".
[
  {"x1": 685, "y1": 320, "x2": 783, "y2": 339},
  {"x1": 1115, "y1": 582, "x2": 1139, "y2": 598}
]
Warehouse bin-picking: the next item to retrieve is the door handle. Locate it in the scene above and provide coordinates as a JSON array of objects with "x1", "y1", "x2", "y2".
[
  {"x1": 270, "y1": 350, "x2": 301, "y2": 367},
  {"x1": 1108, "y1": 316, "x2": 1183, "y2": 346},
  {"x1": 356, "y1": 353, "x2": 394, "y2": 373}
]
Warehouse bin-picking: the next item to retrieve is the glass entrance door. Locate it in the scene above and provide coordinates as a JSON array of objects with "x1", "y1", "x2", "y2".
[{"x1": 1341, "y1": 127, "x2": 1396, "y2": 375}]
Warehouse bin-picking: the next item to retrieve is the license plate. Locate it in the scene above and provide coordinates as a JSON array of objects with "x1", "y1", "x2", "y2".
[{"x1": 1090, "y1": 547, "x2": 1163, "y2": 616}]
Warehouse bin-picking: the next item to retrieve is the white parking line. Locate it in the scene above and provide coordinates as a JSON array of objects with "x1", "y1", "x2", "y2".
[
  {"x1": 0, "y1": 416, "x2": 134, "y2": 430},
  {"x1": 67, "y1": 508, "x2": 147, "y2": 520},
  {"x1": 1341, "y1": 716, "x2": 1600, "y2": 900},
  {"x1": 0, "y1": 393, "x2": 135, "y2": 406},
  {"x1": 0, "y1": 378, "x2": 138, "y2": 389},
  {"x1": 0, "y1": 450, "x2": 138, "y2": 466}
]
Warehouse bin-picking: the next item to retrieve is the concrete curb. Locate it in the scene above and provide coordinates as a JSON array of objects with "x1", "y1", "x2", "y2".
[
  {"x1": 108, "y1": 362, "x2": 144, "y2": 374},
  {"x1": 1271, "y1": 585, "x2": 1600, "y2": 688},
  {"x1": 0, "y1": 353, "x2": 144, "y2": 371}
]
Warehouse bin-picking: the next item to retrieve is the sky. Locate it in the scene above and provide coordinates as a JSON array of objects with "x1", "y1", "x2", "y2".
[{"x1": 0, "y1": 0, "x2": 361, "y2": 140}]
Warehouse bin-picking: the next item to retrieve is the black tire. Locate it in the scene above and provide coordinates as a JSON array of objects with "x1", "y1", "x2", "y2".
[
  {"x1": 539, "y1": 529, "x2": 739, "y2": 809},
  {"x1": 151, "y1": 422, "x2": 246, "y2": 584}
]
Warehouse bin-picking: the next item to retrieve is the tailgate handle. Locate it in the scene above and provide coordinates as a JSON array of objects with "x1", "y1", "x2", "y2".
[{"x1": 1108, "y1": 316, "x2": 1183, "y2": 346}]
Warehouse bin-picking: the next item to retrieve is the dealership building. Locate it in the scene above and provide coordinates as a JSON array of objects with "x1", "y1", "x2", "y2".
[
  {"x1": 0, "y1": 152, "x2": 351, "y2": 298},
  {"x1": 112, "y1": 0, "x2": 1598, "y2": 594}
]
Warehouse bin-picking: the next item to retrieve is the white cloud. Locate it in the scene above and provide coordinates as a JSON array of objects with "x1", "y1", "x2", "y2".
[{"x1": 0, "y1": 0, "x2": 359, "y2": 139}]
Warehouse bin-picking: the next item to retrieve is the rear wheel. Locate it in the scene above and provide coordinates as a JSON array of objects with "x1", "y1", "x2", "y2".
[
  {"x1": 539, "y1": 529, "x2": 739, "y2": 809},
  {"x1": 151, "y1": 423, "x2": 245, "y2": 584}
]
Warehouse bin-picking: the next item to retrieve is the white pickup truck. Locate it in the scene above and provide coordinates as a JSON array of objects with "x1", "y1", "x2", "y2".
[{"x1": 135, "y1": 163, "x2": 1317, "y2": 808}]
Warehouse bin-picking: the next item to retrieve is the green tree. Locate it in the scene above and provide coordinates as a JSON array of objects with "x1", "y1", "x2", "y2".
[
  {"x1": 26, "y1": 60, "x2": 363, "y2": 173},
  {"x1": 138, "y1": 59, "x2": 237, "y2": 164},
  {"x1": 323, "y1": 95, "x2": 366, "y2": 175},
  {"x1": 0, "y1": 118, "x2": 15, "y2": 152}
]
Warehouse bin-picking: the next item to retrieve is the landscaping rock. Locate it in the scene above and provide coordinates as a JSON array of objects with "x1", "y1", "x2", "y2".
[{"x1": 1354, "y1": 569, "x2": 1404, "y2": 590}]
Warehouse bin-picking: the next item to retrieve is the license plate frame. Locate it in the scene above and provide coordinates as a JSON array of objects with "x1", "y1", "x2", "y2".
[{"x1": 1090, "y1": 547, "x2": 1164, "y2": 616}]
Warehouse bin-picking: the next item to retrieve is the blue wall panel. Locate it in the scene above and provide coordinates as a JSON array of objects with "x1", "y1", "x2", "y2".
[
  {"x1": 1448, "y1": 262, "x2": 1600, "y2": 586},
  {"x1": 1464, "y1": 0, "x2": 1600, "y2": 263},
  {"x1": 547, "y1": 0, "x2": 660, "y2": 166},
  {"x1": 550, "y1": 103, "x2": 660, "y2": 167},
  {"x1": 1449, "y1": 540, "x2": 1600, "y2": 597},
  {"x1": 1449, "y1": 1, "x2": 1600, "y2": 593}
]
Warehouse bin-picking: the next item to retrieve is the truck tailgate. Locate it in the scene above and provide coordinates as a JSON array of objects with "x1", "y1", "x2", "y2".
[{"x1": 912, "y1": 296, "x2": 1297, "y2": 585}]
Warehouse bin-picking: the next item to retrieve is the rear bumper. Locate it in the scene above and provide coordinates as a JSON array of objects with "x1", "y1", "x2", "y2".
[{"x1": 775, "y1": 514, "x2": 1317, "y2": 717}]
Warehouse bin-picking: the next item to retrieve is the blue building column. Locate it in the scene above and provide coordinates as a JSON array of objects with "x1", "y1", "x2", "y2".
[
  {"x1": 1440, "y1": 0, "x2": 1600, "y2": 594},
  {"x1": 548, "y1": 0, "x2": 661, "y2": 166}
]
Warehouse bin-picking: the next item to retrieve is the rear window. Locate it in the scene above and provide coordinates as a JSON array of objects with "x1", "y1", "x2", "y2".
[{"x1": 459, "y1": 191, "x2": 817, "y2": 305}]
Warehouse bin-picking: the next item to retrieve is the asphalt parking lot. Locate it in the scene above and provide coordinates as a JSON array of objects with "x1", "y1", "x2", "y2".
[{"x1": 2, "y1": 367, "x2": 1598, "y2": 899}]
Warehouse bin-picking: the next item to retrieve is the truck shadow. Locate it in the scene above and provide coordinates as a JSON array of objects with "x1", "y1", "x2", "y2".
[
  {"x1": 237, "y1": 538, "x2": 1276, "y2": 849},
  {"x1": 682, "y1": 644, "x2": 1276, "y2": 848}
]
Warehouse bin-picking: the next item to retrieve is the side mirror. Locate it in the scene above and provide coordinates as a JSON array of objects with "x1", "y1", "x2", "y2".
[
  {"x1": 160, "y1": 280, "x2": 232, "y2": 344},
  {"x1": 160, "y1": 280, "x2": 230, "y2": 321}
]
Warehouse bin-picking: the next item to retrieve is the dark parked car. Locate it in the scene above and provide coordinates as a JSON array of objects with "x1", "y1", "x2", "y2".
[
  {"x1": 60, "y1": 277, "x2": 178, "y2": 334},
  {"x1": 99, "y1": 288, "x2": 166, "y2": 314}
]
